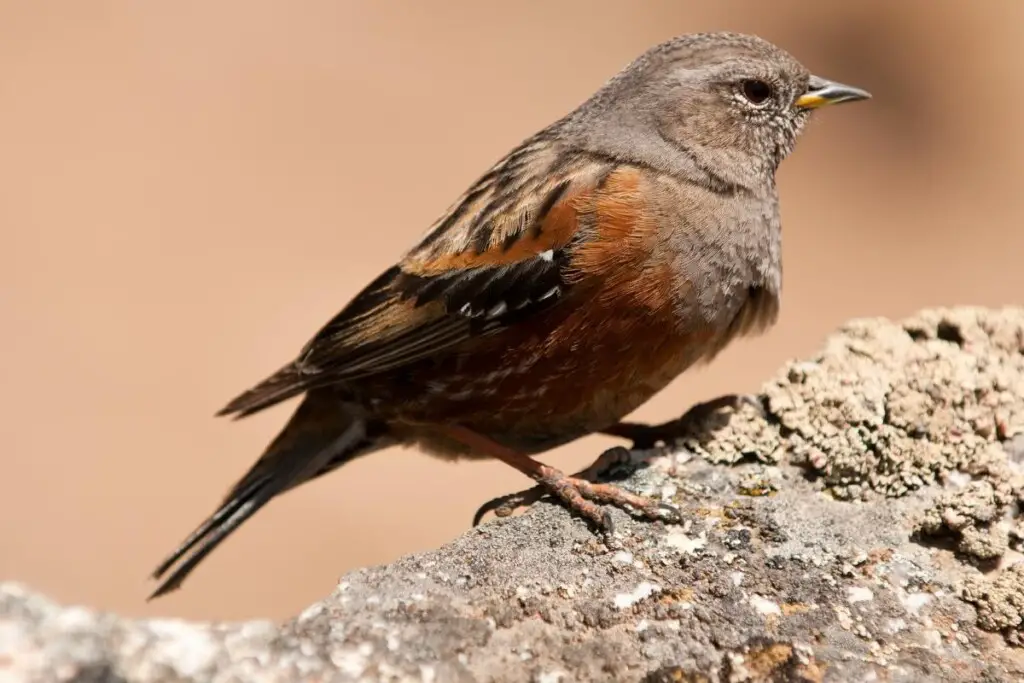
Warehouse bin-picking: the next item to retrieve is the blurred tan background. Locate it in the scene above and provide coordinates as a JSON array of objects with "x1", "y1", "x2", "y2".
[{"x1": 2, "y1": 0, "x2": 1023, "y2": 623}]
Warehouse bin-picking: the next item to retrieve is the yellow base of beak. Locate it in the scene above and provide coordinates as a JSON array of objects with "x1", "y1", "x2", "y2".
[{"x1": 796, "y1": 76, "x2": 871, "y2": 109}]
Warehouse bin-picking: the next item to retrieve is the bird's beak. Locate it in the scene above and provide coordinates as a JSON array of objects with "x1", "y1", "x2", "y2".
[{"x1": 795, "y1": 75, "x2": 871, "y2": 109}]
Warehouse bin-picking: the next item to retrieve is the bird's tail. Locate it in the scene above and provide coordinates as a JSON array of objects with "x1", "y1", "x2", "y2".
[{"x1": 148, "y1": 392, "x2": 390, "y2": 599}]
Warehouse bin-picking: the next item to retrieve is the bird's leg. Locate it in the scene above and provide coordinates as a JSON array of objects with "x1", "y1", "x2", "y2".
[
  {"x1": 472, "y1": 445, "x2": 639, "y2": 526},
  {"x1": 599, "y1": 393, "x2": 764, "y2": 449},
  {"x1": 445, "y1": 426, "x2": 681, "y2": 531}
]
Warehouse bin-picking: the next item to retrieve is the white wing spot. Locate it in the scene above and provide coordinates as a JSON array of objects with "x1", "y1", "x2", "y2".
[
  {"x1": 538, "y1": 286, "x2": 561, "y2": 302},
  {"x1": 539, "y1": 249, "x2": 554, "y2": 262},
  {"x1": 486, "y1": 301, "x2": 508, "y2": 318}
]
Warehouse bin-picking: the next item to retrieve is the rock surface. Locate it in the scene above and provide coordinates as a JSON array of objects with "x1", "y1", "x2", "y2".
[{"x1": 5, "y1": 307, "x2": 1024, "y2": 682}]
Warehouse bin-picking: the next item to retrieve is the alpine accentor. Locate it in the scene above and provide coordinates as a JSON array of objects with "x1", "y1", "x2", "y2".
[{"x1": 150, "y1": 31, "x2": 869, "y2": 598}]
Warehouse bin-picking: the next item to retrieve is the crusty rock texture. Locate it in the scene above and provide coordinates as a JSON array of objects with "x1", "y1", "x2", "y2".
[{"x1": 5, "y1": 306, "x2": 1024, "y2": 683}]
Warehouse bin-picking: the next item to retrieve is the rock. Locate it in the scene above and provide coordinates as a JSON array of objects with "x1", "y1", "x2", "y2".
[{"x1": 4, "y1": 306, "x2": 1024, "y2": 682}]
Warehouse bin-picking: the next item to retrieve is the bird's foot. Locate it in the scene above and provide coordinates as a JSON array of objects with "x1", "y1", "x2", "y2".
[
  {"x1": 472, "y1": 446, "x2": 681, "y2": 533},
  {"x1": 600, "y1": 393, "x2": 765, "y2": 449}
]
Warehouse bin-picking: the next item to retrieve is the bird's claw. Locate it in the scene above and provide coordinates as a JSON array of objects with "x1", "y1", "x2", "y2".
[
  {"x1": 655, "y1": 501, "x2": 684, "y2": 524},
  {"x1": 472, "y1": 488, "x2": 545, "y2": 526},
  {"x1": 472, "y1": 459, "x2": 682, "y2": 533}
]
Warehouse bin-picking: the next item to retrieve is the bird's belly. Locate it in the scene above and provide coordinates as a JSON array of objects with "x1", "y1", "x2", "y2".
[{"x1": 384, "y1": 307, "x2": 717, "y2": 456}]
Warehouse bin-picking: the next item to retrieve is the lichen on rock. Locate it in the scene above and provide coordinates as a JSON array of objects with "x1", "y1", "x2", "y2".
[
  {"x1": 762, "y1": 308, "x2": 1024, "y2": 501},
  {"x1": 963, "y1": 562, "x2": 1024, "y2": 646},
  {"x1": 917, "y1": 479, "x2": 1015, "y2": 561}
]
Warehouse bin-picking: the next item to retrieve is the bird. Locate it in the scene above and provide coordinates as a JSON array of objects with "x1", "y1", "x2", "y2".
[{"x1": 148, "y1": 31, "x2": 870, "y2": 599}]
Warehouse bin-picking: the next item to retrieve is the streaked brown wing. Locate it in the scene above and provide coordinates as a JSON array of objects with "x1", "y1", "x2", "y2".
[{"x1": 218, "y1": 143, "x2": 616, "y2": 419}]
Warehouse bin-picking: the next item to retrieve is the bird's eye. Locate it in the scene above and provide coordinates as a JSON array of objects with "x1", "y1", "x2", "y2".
[{"x1": 740, "y1": 79, "x2": 773, "y2": 105}]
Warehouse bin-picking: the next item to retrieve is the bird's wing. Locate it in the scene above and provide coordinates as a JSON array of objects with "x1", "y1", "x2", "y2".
[{"x1": 218, "y1": 140, "x2": 658, "y2": 419}]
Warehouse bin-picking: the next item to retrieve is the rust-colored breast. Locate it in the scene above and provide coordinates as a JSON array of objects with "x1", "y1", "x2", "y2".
[{"x1": 377, "y1": 167, "x2": 712, "y2": 454}]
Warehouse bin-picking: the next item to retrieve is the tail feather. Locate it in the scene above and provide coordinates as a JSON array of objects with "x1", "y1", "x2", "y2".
[
  {"x1": 148, "y1": 476, "x2": 274, "y2": 599},
  {"x1": 149, "y1": 393, "x2": 387, "y2": 599}
]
